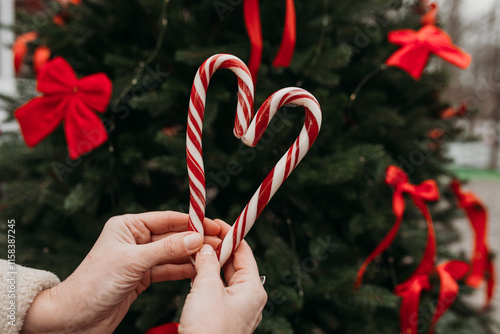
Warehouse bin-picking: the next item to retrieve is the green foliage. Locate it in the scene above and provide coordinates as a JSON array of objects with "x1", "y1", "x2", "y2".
[{"x1": 0, "y1": 0, "x2": 496, "y2": 333}]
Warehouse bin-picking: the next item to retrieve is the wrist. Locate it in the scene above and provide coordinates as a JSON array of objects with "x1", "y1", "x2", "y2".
[
  {"x1": 21, "y1": 287, "x2": 66, "y2": 333},
  {"x1": 21, "y1": 278, "x2": 99, "y2": 333}
]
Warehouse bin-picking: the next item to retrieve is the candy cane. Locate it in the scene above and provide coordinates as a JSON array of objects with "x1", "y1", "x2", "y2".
[
  {"x1": 187, "y1": 54, "x2": 254, "y2": 236},
  {"x1": 186, "y1": 54, "x2": 322, "y2": 266},
  {"x1": 217, "y1": 87, "x2": 321, "y2": 266}
]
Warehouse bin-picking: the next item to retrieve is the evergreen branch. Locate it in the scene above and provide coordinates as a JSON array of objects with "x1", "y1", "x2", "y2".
[
  {"x1": 296, "y1": 0, "x2": 330, "y2": 87},
  {"x1": 112, "y1": 0, "x2": 170, "y2": 110},
  {"x1": 348, "y1": 63, "x2": 387, "y2": 105}
]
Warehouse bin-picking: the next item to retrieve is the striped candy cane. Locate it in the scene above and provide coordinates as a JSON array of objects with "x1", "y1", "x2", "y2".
[
  {"x1": 187, "y1": 54, "x2": 254, "y2": 236},
  {"x1": 217, "y1": 88, "x2": 321, "y2": 266},
  {"x1": 186, "y1": 54, "x2": 322, "y2": 266}
]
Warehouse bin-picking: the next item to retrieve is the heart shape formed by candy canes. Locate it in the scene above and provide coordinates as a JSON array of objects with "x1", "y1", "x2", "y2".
[{"x1": 187, "y1": 54, "x2": 322, "y2": 266}]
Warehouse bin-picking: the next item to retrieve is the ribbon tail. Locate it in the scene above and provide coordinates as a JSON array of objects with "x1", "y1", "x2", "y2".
[
  {"x1": 410, "y1": 197, "x2": 437, "y2": 277},
  {"x1": 355, "y1": 214, "x2": 403, "y2": 288},
  {"x1": 395, "y1": 277, "x2": 428, "y2": 334},
  {"x1": 431, "y1": 261, "x2": 469, "y2": 334},
  {"x1": 464, "y1": 200, "x2": 488, "y2": 288},
  {"x1": 272, "y1": 0, "x2": 296, "y2": 68},
  {"x1": 385, "y1": 45, "x2": 430, "y2": 80},
  {"x1": 65, "y1": 100, "x2": 108, "y2": 160},
  {"x1": 15, "y1": 96, "x2": 66, "y2": 147},
  {"x1": 243, "y1": 0, "x2": 263, "y2": 84},
  {"x1": 485, "y1": 257, "x2": 495, "y2": 309},
  {"x1": 432, "y1": 42, "x2": 471, "y2": 70}
]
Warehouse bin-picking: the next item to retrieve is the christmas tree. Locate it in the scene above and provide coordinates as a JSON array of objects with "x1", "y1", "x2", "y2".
[{"x1": 1, "y1": 0, "x2": 498, "y2": 333}]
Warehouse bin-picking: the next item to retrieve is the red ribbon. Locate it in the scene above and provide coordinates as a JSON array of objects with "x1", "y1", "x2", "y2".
[
  {"x1": 420, "y1": 2, "x2": 438, "y2": 26},
  {"x1": 243, "y1": 0, "x2": 296, "y2": 83},
  {"x1": 33, "y1": 46, "x2": 51, "y2": 74},
  {"x1": 15, "y1": 57, "x2": 112, "y2": 160},
  {"x1": 395, "y1": 261, "x2": 469, "y2": 334},
  {"x1": 355, "y1": 165, "x2": 439, "y2": 288},
  {"x1": 144, "y1": 322, "x2": 179, "y2": 334},
  {"x1": 451, "y1": 180, "x2": 496, "y2": 308},
  {"x1": 13, "y1": 32, "x2": 38, "y2": 74},
  {"x1": 385, "y1": 24, "x2": 471, "y2": 80},
  {"x1": 441, "y1": 102, "x2": 467, "y2": 120}
]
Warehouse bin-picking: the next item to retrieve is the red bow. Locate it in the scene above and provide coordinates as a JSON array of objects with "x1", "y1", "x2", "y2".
[
  {"x1": 55, "y1": 0, "x2": 81, "y2": 5},
  {"x1": 13, "y1": 32, "x2": 51, "y2": 75},
  {"x1": 243, "y1": 0, "x2": 296, "y2": 83},
  {"x1": 33, "y1": 46, "x2": 51, "y2": 74},
  {"x1": 355, "y1": 165, "x2": 439, "y2": 288},
  {"x1": 15, "y1": 57, "x2": 112, "y2": 160},
  {"x1": 395, "y1": 260, "x2": 469, "y2": 334},
  {"x1": 441, "y1": 102, "x2": 468, "y2": 120},
  {"x1": 144, "y1": 322, "x2": 179, "y2": 334},
  {"x1": 451, "y1": 180, "x2": 495, "y2": 308},
  {"x1": 385, "y1": 24, "x2": 471, "y2": 80}
]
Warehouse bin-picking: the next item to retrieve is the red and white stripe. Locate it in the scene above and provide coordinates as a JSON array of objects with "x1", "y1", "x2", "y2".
[
  {"x1": 187, "y1": 54, "x2": 254, "y2": 236},
  {"x1": 217, "y1": 88, "x2": 321, "y2": 266},
  {"x1": 186, "y1": 54, "x2": 322, "y2": 267}
]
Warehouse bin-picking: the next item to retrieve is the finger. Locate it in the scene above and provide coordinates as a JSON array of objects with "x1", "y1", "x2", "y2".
[
  {"x1": 214, "y1": 219, "x2": 232, "y2": 239},
  {"x1": 151, "y1": 236, "x2": 222, "y2": 265},
  {"x1": 204, "y1": 218, "x2": 222, "y2": 236},
  {"x1": 140, "y1": 232, "x2": 203, "y2": 267},
  {"x1": 132, "y1": 211, "x2": 190, "y2": 234},
  {"x1": 151, "y1": 263, "x2": 196, "y2": 282},
  {"x1": 152, "y1": 234, "x2": 222, "y2": 248},
  {"x1": 223, "y1": 240, "x2": 261, "y2": 285},
  {"x1": 192, "y1": 245, "x2": 223, "y2": 289}
]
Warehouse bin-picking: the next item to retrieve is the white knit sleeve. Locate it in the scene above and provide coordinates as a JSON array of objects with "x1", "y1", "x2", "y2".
[{"x1": 0, "y1": 259, "x2": 60, "y2": 334}]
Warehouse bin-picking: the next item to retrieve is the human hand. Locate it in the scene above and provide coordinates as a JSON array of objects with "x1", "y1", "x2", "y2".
[
  {"x1": 179, "y1": 220, "x2": 267, "y2": 334},
  {"x1": 21, "y1": 211, "x2": 221, "y2": 334}
]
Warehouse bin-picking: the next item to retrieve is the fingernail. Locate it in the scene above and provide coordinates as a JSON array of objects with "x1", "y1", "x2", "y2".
[
  {"x1": 184, "y1": 233, "x2": 202, "y2": 251},
  {"x1": 200, "y1": 244, "x2": 215, "y2": 256}
]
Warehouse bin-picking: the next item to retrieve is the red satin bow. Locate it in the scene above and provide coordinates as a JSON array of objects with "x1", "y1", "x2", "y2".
[
  {"x1": 355, "y1": 165, "x2": 439, "y2": 288},
  {"x1": 395, "y1": 260, "x2": 469, "y2": 334},
  {"x1": 243, "y1": 0, "x2": 296, "y2": 83},
  {"x1": 15, "y1": 57, "x2": 112, "y2": 160},
  {"x1": 385, "y1": 24, "x2": 471, "y2": 80},
  {"x1": 441, "y1": 102, "x2": 468, "y2": 120},
  {"x1": 13, "y1": 32, "x2": 38, "y2": 74},
  {"x1": 144, "y1": 322, "x2": 179, "y2": 334},
  {"x1": 13, "y1": 32, "x2": 51, "y2": 75},
  {"x1": 33, "y1": 46, "x2": 51, "y2": 74},
  {"x1": 451, "y1": 180, "x2": 495, "y2": 308}
]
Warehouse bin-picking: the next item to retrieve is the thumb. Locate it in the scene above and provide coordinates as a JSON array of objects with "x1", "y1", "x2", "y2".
[
  {"x1": 192, "y1": 245, "x2": 222, "y2": 288},
  {"x1": 140, "y1": 232, "x2": 203, "y2": 267}
]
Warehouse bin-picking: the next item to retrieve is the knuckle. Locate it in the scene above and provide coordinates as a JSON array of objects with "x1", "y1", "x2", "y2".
[
  {"x1": 257, "y1": 286, "x2": 268, "y2": 305},
  {"x1": 163, "y1": 237, "x2": 179, "y2": 256}
]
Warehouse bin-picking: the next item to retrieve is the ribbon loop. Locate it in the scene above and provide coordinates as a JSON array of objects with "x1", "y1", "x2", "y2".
[
  {"x1": 401, "y1": 180, "x2": 439, "y2": 202},
  {"x1": 244, "y1": 0, "x2": 296, "y2": 83},
  {"x1": 451, "y1": 180, "x2": 496, "y2": 308}
]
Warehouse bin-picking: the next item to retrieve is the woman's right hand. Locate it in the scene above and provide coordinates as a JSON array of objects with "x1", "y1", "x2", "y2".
[{"x1": 179, "y1": 220, "x2": 267, "y2": 334}]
